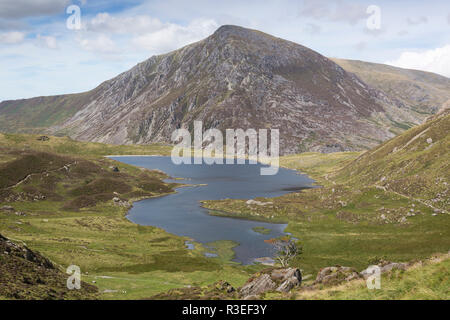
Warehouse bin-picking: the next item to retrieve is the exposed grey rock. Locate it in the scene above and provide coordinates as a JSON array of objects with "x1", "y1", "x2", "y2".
[
  {"x1": 0, "y1": 233, "x2": 53, "y2": 269},
  {"x1": 380, "y1": 262, "x2": 407, "y2": 273},
  {"x1": 359, "y1": 267, "x2": 376, "y2": 279},
  {"x1": 276, "y1": 277, "x2": 300, "y2": 292},
  {"x1": 360, "y1": 261, "x2": 407, "y2": 279},
  {"x1": 240, "y1": 274, "x2": 276, "y2": 297},
  {"x1": 239, "y1": 267, "x2": 302, "y2": 297},
  {"x1": 314, "y1": 266, "x2": 361, "y2": 285},
  {"x1": 40, "y1": 26, "x2": 418, "y2": 154},
  {"x1": 112, "y1": 197, "x2": 131, "y2": 208}
]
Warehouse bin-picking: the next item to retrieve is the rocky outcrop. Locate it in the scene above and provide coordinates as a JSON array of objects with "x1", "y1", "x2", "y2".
[
  {"x1": 314, "y1": 266, "x2": 361, "y2": 286},
  {"x1": 151, "y1": 280, "x2": 237, "y2": 300},
  {"x1": 360, "y1": 261, "x2": 408, "y2": 279},
  {"x1": 239, "y1": 268, "x2": 302, "y2": 298},
  {"x1": 0, "y1": 233, "x2": 54, "y2": 269},
  {"x1": 0, "y1": 233, "x2": 98, "y2": 300},
  {"x1": 240, "y1": 274, "x2": 277, "y2": 297},
  {"x1": 312, "y1": 261, "x2": 409, "y2": 287}
]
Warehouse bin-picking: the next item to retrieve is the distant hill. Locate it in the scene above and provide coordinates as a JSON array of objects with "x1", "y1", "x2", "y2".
[
  {"x1": 1, "y1": 26, "x2": 449, "y2": 154},
  {"x1": 332, "y1": 58, "x2": 450, "y2": 117}
]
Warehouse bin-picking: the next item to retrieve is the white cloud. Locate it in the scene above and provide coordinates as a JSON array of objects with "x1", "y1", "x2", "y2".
[
  {"x1": 83, "y1": 13, "x2": 218, "y2": 55},
  {"x1": 0, "y1": 31, "x2": 25, "y2": 44},
  {"x1": 406, "y1": 16, "x2": 428, "y2": 26},
  {"x1": 299, "y1": 0, "x2": 367, "y2": 25},
  {"x1": 386, "y1": 45, "x2": 450, "y2": 78},
  {"x1": 303, "y1": 23, "x2": 321, "y2": 35},
  {"x1": 36, "y1": 34, "x2": 58, "y2": 49},
  {"x1": 131, "y1": 18, "x2": 219, "y2": 54},
  {"x1": 77, "y1": 34, "x2": 118, "y2": 54},
  {"x1": 87, "y1": 13, "x2": 164, "y2": 35},
  {"x1": 354, "y1": 41, "x2": 366, "y2": 51}
]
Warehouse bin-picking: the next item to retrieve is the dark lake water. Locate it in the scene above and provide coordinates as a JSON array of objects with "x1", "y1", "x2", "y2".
[{"x1": 110, "y1": 156, "x2": 314, "y2": 265}]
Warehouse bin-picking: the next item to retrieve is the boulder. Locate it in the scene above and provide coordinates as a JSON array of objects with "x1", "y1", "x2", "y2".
[
  {"x1": 112, "y1": 197, "x2": 131, "y2": 208},
  {"x1": 239, "y1": 267, "x2": 302, "y2": 297},
  {"x1": 240, "y1": 274, "x2": 276, "y2": 298},
  {"x1": 276, "y1": 277, "x2": 299, "y2": 292},
  {"x1": 274, "y1": 268, "x2": 302, "y2": 292}
]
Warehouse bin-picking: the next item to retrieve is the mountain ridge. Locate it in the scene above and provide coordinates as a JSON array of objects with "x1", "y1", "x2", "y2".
[
  {"x1": 1, "y1": 25, "x2": 449, "y2": 154},
  {"x1": 332, "y1": 58, "x2": 450, "y2": 116}
]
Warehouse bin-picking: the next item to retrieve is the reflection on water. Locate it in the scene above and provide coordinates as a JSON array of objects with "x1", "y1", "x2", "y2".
[{"x1": 111, "y1": 156, "x2": 314, "y2": 264}]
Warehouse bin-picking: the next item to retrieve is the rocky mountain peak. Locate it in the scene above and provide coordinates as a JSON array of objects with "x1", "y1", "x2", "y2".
[{"x1": 1, "y1": 25, "x2": 441, "y2": 154}]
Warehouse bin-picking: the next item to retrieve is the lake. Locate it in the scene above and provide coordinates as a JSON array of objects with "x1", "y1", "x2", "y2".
[{"x1": 110, "y1": 156, "x2": 314, "y2": 265}]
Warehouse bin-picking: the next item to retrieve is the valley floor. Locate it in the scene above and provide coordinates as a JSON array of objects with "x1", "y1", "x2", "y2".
[{"x1": 0, "y1": 133, "x2": 448, "y2": 300}]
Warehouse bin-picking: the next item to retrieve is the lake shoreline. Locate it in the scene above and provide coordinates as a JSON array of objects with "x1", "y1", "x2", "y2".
[{"x1": 111, "y1": 155, "x2": 312, "y2": 265}]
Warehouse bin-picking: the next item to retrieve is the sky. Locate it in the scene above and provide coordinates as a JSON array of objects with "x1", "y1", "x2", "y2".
[{"x1": 0, "y1": 0, "x2": 449, "y2": 102}]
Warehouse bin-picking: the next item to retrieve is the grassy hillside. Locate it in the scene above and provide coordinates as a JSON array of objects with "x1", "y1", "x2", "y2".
[
  {"x1": 335, "y1": 109, "x2": 449, "y2": 211},
  {"x1": 0, "y1": 92, "x2": 99, "y2": 134},
  {"x1": 279, "y1": 252, "x2": 449, "y2": 300},
  {"x1": 202, "y1": 110, "x2": 450, "y2": 277},
  {"x1": 332, "y1": 58, "x2": 450, "y2": 117},
  {"x1": 0, "y1": 137, "x2": 258, "y2": 299},
  {"x1": 150, "y1": 252, "x2": 449, "y2": 300},
  {"x1": 0, "y1": 133, "x2": 172, "y2": 156},
  {"x1": 0, "y1": 233, "x2": 98, "y2": 300},
  {"x1": 1, "y1": 115, "x2": 448, "y2": 299}
]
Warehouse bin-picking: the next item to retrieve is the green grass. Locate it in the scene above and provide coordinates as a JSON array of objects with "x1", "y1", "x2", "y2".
[
  {"x1": 202, "y1": 114, "x2": 450, "y2": 279},
  {"x1": 203, "y1": 187, "x2": 450, "y2": 276},
  {"x1": 1, "y1": 123, "x2": 448, "y2": 300},
  {"x1": 280, "y1": 152, "x2": 360, "y2": 184},
  {"x1": 0, "y1": 92, "x2": 97, "y2": 133},
  {"x1": 0, "y1": 133, "x2": 172, "y2": 157},
  {"x1": 0, "y1": 139, "x2": 257, "y2": 299},
  {"x1": 289, "y1": 255, "x2": 450, "y2": 300}
]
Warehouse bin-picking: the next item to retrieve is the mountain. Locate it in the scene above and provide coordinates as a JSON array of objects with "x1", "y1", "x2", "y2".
[
  {"x1": 1, "y1": 25, "x2": 448, "y2": 154},
  {"x1": 332, "y1": 58, "x2": 450, "y2": 117}
]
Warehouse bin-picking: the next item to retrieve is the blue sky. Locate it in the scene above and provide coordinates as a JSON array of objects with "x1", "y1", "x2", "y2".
[{"x1": 0, "y1": 0, "x2": 449, "y2": 101}]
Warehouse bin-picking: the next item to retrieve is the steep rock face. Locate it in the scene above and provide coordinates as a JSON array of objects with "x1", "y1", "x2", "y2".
[
  {"x1": 2, "y1": 25, "x2": 442, "y2": 154},
  {"x1": 54, "y1": 26, "x2": 396, "y2": 153}
]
